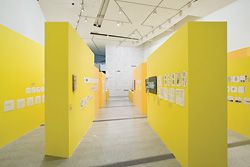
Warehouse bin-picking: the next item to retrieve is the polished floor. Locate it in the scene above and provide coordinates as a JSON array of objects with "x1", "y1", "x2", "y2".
[{"x1": 0, "y1": 97, "x2": 250, "y2": 167}]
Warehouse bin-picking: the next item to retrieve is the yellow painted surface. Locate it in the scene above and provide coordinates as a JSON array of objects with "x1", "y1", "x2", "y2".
[
  {"x1": 228, "y1": 47, "x2": 250, "y2": 137},
  {"x1": 0, "y1": 25, "x2": 44, "y2": 148},
  {"x1": 133, "y1": 63, "x2": 147, "y2": 115},
  {"x1": 129, "y1": 90, "x2": 134, "y2": 103},
  {"x1": 105, "y1": 90, "x2": 109, "y2": 103},
  {"x1": 146, "y1": 22, "x2": 227, "y2": 167},
  {"x1": 45, "y1": 22, "x2": 96, "y2": 158}
]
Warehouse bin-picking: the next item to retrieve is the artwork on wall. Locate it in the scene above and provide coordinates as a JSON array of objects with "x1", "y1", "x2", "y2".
[
  {"x1": 72, "y1": 74, "x2": 77, "y2": 93},
  {"x1": 228, "y1": 74, "x2": 249, "y2": 105},
  {"x1": 145, "y1": 78, "x2": 149, "y2": 93},
  {"x1": 148, "y1": 76, "x2": 157, "y2": 94}
]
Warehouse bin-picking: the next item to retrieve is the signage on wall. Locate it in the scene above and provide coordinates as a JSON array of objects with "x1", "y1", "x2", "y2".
[
  {"x1": 228, "y1": 74, "x2": 249, "y2": 105},
  {"x1": 83, "y1": 77, "x2": 98, "y2": 84}
]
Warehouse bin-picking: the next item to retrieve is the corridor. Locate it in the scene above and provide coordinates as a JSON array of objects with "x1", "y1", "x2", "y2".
[
  {"x1": 0, "y1": 97, "x2": 181, "y2": 167},
  {"x1": 1, "y1": 97, "x2": 250, "y2": 167}
]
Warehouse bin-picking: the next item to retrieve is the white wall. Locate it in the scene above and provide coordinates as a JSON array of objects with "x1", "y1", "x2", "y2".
[
  {"x1": 106, "y1": 46, "x2": 144, "y2": 97},
  {"x1": 143, "y1": 0, "x2": 250, "y2": 60},
  {"x1": 199, "y1": 0, "x2": 250, "y2": 52},
  {"x1": 0, "y1": 0, "x2": 45, "y2": 45}
]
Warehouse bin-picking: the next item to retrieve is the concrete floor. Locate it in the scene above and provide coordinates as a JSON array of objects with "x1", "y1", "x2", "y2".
[{"x1": 0, "y1": 97, "x2": 250, "y2": 167}]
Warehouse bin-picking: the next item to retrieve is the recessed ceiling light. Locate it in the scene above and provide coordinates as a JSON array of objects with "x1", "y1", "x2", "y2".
[
  {"x1": 118, "y1": 8, "x2": 122, "y2": 14},
  {"x1": 117, "y1": 22, "x2": 121, "y2": 27},
  {"x1": 72, "y1": 2, "x2": 74, "y2": 5},
  {"x1": 84, "y1": 17, "x2": 88, "y2": 22}
]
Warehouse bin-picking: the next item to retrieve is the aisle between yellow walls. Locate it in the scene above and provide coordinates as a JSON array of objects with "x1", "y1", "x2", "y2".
[
  {"x1": 0, "y1": 25, "x2": 44, "y2": 148},
  {"x1": 45, "y1": 22, "x2": 98, "y2": 158},
  {"x1": 146, "y1": 22, "x2": 227, "y2": 167},
  {"x1": 99, "y1": 72, "x2": 107, "y2": 108},
  {"x1": 133, "y1": 62, "x2": 147, "y2": 115},
  {"x1": 228, "y1": 47, "x2": 250, "y2": 137}
]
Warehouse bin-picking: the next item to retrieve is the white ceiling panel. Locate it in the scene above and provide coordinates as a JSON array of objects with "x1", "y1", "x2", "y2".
[
  {"x1": 116, "y1": 0, "x2": 162, "y2": 6},
  {"x1": 160, "y1": 0, "x2": 191, "y2": 9},
  {"x1": 143, "y1": 8, "x2": 178, "y2": 28},
  {"x1": 39, "y1": 0, "x2": 236, "y2": 55},
  {"x1": 104, "y1": 0, "x2": 130, "y2": 23}
]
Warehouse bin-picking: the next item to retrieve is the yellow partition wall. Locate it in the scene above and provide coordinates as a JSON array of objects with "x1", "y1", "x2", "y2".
[
  {"x1": 0, "y1": 25, "x2": 44, "y2": 148},
  {"x1": 147, "y1": 22, "x2": 227, "y2": 167},
  {"x1": 228, "y1": 47, "x2": 250, "y2": 137},
  {"x1": 133, "y1": 63, "x2": 147, "y2": 115},
  {"x1": 129, "y1": 90, "x2": 134, "y2": 103},
  {"x1": 45, "y1": 22, "x2": 96, "y2": 158}
]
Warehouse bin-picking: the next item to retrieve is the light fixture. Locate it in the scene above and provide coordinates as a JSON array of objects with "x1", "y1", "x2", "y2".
[
  {"x1": 179, "y1": 10, "x2": 183, "y2": 16},
  {"x1": 153, "y1": 9, "x2": 157, "y2": 14},
  {"x1": 84, "y1": 17, "x2": 88, "y2": 22},
  {"x1": 117, "y1": 22, "x2": 121, "y2": 27},
  {"x1": 118, "y1": 8, "x2": 122, "y2": 14},
  {"x1": 188, "y1": 2, "x2": 192, "y2": 8},
  {"x1": 93, "y1": 0, "x2": 110, "y2": 28}
]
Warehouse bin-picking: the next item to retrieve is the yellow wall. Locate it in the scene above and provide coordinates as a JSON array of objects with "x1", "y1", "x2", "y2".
[
  {"x1": 0, "y1": 25, "x2": 44, "y2": 148},
  {"x1": 133, "y1": 63, "x2": 147, "y2": 115},
  {"x1": 146, "y1": 22, "x2": 227, "y2": 167},
  {"x1": 45, "y1": 22, "x2": 96, "y2": 158},
  {"x1": 129, "y1": 90, "x2": 134, "y2": 103},
  {"x1": 228, "y1": 47, "x2": 250, "y2": 137}
]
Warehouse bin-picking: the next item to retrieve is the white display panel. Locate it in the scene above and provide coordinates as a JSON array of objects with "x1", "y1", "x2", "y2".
[
  {"x1": 16, "y1": 99, "x2": 25, "y2": 109},
  {"x1": 4, "y1": 100, "x2": 15, "y2": 112}
]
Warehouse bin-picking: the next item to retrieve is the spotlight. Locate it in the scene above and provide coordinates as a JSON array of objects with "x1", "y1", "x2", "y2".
[
  {"x1": 84, "y1": 17, "x2": 88, "y2": 23},
  {"x1": 179, "y1": 10, "x2": 183, "y2": 16},
  {"x1": 118, "y1": 8, "x2": 122, "y2": 14}
]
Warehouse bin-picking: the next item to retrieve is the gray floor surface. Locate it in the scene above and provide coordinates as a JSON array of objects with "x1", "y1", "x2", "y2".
[{"x1": 0, "y1": 97, "x2": 250, "y2": 167}]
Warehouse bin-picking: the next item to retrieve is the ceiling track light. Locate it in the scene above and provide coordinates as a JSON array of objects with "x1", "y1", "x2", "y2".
[
  {"x1": 90, "y1": 32, "x2": 138, "y2": 40},
  {"x1": 118, "y1": 8, "x2": 123, "y2": 14},
  {"x1": 153, "y1": 9, "x2": 157, "y2": 14},
  {"x1": 93, "y1": 0, "x2": 110, "y2": 28},
  {"x1": 75, "y1": 0, "x2": 85, "y2": 30},
  {"x1": 84, "y1": 17, "x2": 88, "y2": 23},
  {"x1": 179, "y1": 10, "x2": 183, "y2": 16}
]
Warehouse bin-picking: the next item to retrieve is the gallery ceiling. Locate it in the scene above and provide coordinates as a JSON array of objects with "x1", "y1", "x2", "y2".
[{"x1": 39, "y1": 0, "x2": 235, "y2": 55}]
